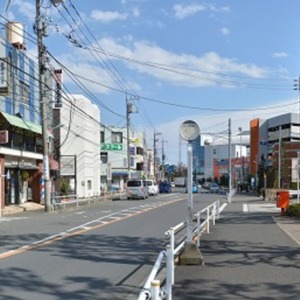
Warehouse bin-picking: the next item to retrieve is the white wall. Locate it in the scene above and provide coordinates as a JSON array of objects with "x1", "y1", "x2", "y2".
[{"x1": 60, "y1": 94, "x2": 101, "y2": 198}]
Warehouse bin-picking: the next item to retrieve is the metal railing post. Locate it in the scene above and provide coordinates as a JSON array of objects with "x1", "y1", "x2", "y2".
[
  {"x1": 197, "y1": 213, "x2": 201, "y2": 247},
  {"x1": 207, "y1": 208, "x2": 210, "y2": 234},
  {"x1": 166, "y1": 245, "x2": 173, "y2": 300},
  {"x1": 151, "y1": 280, "x2": 161, "y2": 300}
]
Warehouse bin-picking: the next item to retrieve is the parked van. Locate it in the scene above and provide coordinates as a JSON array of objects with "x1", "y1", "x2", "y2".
[
  {"x1": 147, "y1": 180, "x2": 158, "y2": 196},
  {"x1": 126, "y1": 179, "x2": 148, "y2": 199}
]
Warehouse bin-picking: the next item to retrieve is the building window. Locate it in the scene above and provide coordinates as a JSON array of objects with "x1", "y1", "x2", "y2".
[
  {"x1": 136, "y1": 147, "x2": 143, "y2": 155},
  {"x1": 19, "y1": 81, "x2": 30, "y2": 105},
  {"x1": 100, "y1": 131, "x2": 105, "y2": 143},
  {"x1": 101, "y1": 152, "x2": 108, "y2": 164},
  {"x1": 111, "y1": 132, "x2": 122, "y2": 143},
  {"x1": 87, "y1": 180, "x2": 92, "y2": 190}
]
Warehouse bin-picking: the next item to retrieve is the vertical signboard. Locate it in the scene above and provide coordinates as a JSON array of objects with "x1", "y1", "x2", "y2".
[
  {"x1": 0, "y1": 58, "x2": 9, "y2": 95},
  {"x1": 54, "y1": 69, "x2": 63, "y2": 108}
]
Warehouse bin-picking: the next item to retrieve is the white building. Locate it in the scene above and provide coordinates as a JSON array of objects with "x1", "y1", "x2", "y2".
[
  {"x1": 100, "y1": 125, "x2": 148, "y2": 192},
  {"x1": 204, "y1": 144, "x2": 248, "y2": 179},
  {"x1": 54, "y1": 94, "x2": 101, "y2": 198}
]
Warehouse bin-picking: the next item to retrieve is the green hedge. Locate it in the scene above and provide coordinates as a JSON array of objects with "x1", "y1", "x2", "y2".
[{"x1": 286, "y1": 204, "x2": 300, "y2": 218}]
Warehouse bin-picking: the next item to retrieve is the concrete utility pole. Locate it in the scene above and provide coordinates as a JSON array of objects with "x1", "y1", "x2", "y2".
[
  {"x1": 228, "y1": 118, "x2": 232, "y2": 203},
  {"x1": 36, "y1": 0, "x2": 51, "y2": 211},
  {"x1": 126, "y1": 93, "x2": 132, "y2": 180},
  {"x1": 153, "y1": 131, "x2": 161, "y2": 181}
]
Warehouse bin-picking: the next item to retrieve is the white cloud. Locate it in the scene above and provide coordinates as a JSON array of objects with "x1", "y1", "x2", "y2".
[
  {"x1": 273, "y1": 52, "x2": 288, "y2": 58},
  {"x1": 220, "y1": 27, "x2": 230, "y2": 35},
  {"x1": 97, "y1": 37, "x2": 268, "y2": 88},
  {"x1": 173, "y1": 3, "x2": 206, "y2": 19},
  {"x1": 10, "y1": 0, "x2": 35, "y2": 19},
  {"x1": 132, "y1": 7, "x2": 140, "y2": 18},
  {"x1": 152, "y1": 98, "x2": 298, "y2": 164},
  {"x1": 90, "y1": 10, "x2": 128, "y2": 23}
]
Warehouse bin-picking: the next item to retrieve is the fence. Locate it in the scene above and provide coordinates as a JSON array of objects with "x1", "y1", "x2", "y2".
[
  {"x1": 138, "y1": 200, "x2": 227, "y2": 300},
  {"x1": 51, "y1": 193, "x2": 119, "y2": 210}
]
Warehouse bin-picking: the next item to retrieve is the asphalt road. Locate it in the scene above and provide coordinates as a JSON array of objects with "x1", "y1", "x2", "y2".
[{"x1": 0, "y1": 192, "x2": 222, "y2": 300}]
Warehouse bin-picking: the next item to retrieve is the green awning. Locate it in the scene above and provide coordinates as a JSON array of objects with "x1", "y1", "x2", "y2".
[{"x1": 1, "y1": 112, "x2": 42, "y2": 134}]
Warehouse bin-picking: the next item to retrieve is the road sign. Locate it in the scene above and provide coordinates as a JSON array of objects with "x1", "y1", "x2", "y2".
[
  {"x1": 179, "y1": 120, "x2": 200, "y2": 142},
  {"x1": 101, "y1": 143, "x2": 123, "y2": 151}
]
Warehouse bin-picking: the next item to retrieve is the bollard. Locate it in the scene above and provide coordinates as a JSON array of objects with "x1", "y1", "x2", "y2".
[{"x1": 151, "y1": 280, "x2": 161, "y2": 300}]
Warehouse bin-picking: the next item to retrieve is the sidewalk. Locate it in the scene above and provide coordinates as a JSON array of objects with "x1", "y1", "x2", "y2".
[
  {"x1": 173, "y1": 194, "x2": 300, "y2": 299},
  {"x1": 2, "y1": 201, "x2": 45, "y2": 215}
]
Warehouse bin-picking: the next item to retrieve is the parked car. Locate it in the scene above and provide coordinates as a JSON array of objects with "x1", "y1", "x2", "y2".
[
  {"x1": 159, "y1": 181, "x2": 172, "y2": 193},
  {"x1": 147, "y1": 180, "x2": 159, "y2": 196},
  {"x1": 192, "y1": 183, "x2": 199, "y2": 193},
  {"x1": 126, "y1": 179, "x2": 148, "y2": 199},
  {"x1": 210, "y1": 183, "x2": 220, "y2": 193}
]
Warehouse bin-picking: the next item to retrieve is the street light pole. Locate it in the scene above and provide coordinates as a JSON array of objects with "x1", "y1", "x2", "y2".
[{"x1": 36, "y1": 0, "x2": 51, "y2": 211}]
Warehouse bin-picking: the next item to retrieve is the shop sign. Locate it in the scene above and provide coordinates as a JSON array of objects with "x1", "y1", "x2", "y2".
[
  {"x1": 101, "y1": 143, "x2": 123, "y2": 151},
  {"x1": 0, "y1": 58, "x2": 9, "y2": 95}
]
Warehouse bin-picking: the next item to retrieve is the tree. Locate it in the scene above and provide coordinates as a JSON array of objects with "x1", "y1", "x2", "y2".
[{"x1": 174, "y1": 162, "x2": 187, "y2": 177}]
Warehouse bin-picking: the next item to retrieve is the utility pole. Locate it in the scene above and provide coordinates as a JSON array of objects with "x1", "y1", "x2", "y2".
[
  {"x1": 126, "y1": 93, "x2": 132, "y2": 180},
  {"x1": 162, "y1": 138, "x2": 167, "y2": 180},
  {"x1": 228, "y1": 118, "x2": 232, "y2": 203},
  {"x1": 153, "y1": 131, "x2": 161, "y2": 181},
  {"x1": 36, "y1": 0, "x2": 51, "y2": 211}
]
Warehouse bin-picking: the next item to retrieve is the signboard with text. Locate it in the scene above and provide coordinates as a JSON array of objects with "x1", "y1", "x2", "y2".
[{"x1": 101, "y1": 143, "x2": 123, "y2": 151}]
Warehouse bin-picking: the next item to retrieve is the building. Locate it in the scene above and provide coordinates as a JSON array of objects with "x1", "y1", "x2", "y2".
[
  {"x1": 100, "y1": 125, "x2": 148, "y2": 192},
  {"x1": 250, "y1": 113, "x2": 300, "y2": 189},
  {"x1": 53, "y1": 94, "x2": 101, "y2": 198},
  {"x1": 0, "y1": 23, "x2": 55, "y2": 208}
]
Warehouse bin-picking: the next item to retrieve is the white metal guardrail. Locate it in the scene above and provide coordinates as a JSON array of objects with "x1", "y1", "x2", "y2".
[{"x1": 138, "y1": 200, "x2": 227, "y2": 300}]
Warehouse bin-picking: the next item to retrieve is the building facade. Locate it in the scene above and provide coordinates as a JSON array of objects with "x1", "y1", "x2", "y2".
[
  {"x1": 0, "y1": 23, "x2": 54, "y2": 208},
  {"x1": 54, "y1": 94, "x2": 101, "y2": 198},
  {"x1": 100, "y1": 125, "x2": 148, "y2": 192}
]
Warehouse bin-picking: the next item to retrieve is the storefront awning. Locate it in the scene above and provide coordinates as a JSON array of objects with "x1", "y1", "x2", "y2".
[{"x1": 0, "y1": 112, "x2": 53, "y2": 137}]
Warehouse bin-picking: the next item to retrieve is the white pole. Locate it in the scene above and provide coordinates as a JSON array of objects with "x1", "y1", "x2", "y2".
[
  {"x1": 151, "y1": 280, "x2": 161, "y2": 300},
  {"x1": 297, "y1": 151, "x2": 300, "y2": 203},
  {"x1": 187, "y1": 143, "x2": 193, "y2": 242}
]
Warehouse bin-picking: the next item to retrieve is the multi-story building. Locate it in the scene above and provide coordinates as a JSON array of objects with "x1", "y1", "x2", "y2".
[
  {"x1": 0, "y1": 22, "x2": 55, "y2": 208},
  {"x1": 100, "y1": 125, "x2": 148, "y2": 192},
  {"x1": 250, "y1": 112, "x2": 300, "y2": 189},
  {"x1": 204, "y1": 144, "x2": 248, "y2": 181},
  {"x1": 53, "y1": 94, "x2": 101, "y2": 198}
]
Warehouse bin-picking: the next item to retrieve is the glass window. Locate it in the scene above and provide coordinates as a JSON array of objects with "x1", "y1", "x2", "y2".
[
  {"x1": 100, "y1": 131, "x2": 105, "y2": 143},
  {"x1": 101, "y1": 152, "x2": 108, "y2": 164},
  {"x1": 19, "y1": 81, "x2": 30, "y2": 105},
  {"x1": 111, "y1": 132, "x2": 122, "y2": 143}
]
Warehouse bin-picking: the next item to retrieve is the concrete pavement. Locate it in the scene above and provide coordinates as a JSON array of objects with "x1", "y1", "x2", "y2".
[{"x1": 173, "y1": 193, "x2": 300, "y2": 299}]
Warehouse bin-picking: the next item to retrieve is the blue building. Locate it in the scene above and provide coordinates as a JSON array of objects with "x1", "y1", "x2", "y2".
[{"x1": 191, "y1": 134, "x2": 205, "y2": 180}]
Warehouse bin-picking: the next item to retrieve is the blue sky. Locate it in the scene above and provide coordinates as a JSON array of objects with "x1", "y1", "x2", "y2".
[{"x1": 2, "y1": 0, "x2": 300, "y2": 164}]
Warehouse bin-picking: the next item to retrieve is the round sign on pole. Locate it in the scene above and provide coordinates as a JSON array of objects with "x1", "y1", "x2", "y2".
[{"x1": 179, "y1": 120, "x2": 200, "y2": 142}]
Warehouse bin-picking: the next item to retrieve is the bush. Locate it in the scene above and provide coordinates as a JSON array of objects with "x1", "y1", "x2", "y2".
[{"x1": 286, "y1": 204, "x2": 300, "y2": 218}]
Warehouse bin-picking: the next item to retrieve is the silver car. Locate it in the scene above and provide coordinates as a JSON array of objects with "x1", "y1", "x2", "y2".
[{"x1": 126, "y1": 179, "x2": 149, "y2": 199}]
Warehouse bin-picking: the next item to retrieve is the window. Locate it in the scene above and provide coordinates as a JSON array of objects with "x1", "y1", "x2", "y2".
[
  {"x1": 100, "y1": 131, "x2": 105, "y2": 143},
  {"x1": 19, "y1": 81, "x2": 30, "y2": 105},
  {"x1": 101, "y1": 152, "x2": 108, "y2": 164},
  {"x1": 87, "y1": 180, "x2": 92, "y2": 190},
  {"x1": 111, "y1": 132, "x2": 122, "y2": 143}
]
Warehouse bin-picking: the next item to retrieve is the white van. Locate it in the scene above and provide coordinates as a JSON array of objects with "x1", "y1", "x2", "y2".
[
  {"x1": 147, "y1": 180, "x2": 158, "y2": 196},
  {"x1": 126, "y1": 179, "x2": 148, "y2": 199}
]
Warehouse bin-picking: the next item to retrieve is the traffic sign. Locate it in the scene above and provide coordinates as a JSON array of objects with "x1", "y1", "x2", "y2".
[
  {"x1": 179, "y1": 120, "x2": 200, "y2": 141},
  {"x1": 101, "y1": 143, "x2": 123, "y2": 151}
]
